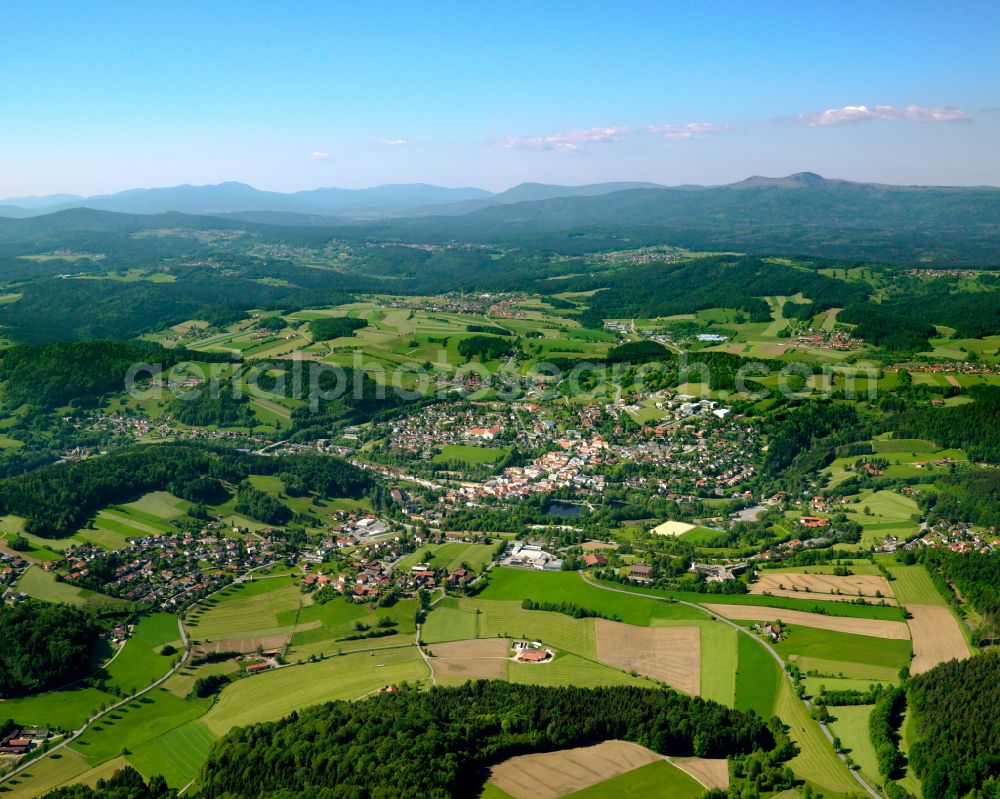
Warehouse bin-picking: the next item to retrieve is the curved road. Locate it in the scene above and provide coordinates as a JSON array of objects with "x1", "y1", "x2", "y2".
[
  {"x1": 579, "y1": 572, "x2": 883, "y2": 799},
  {"x1": 0, "y1": 615, "x2": 191, "y2": 786}
]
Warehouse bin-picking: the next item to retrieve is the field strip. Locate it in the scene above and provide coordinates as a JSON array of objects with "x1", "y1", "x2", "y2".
[
  {"x1": 489, "y1": 740, "x2": 662, "y2": 799},
  {"x1": 578, "y1": 573, "x2": 883, "y2": 799},
  {"x1": 427, "y1": 638, "x2": 511, "y2": 680},
  {"x1": 752, "y1": 572, "x2": 894, "y2": 599},
  {"x1": 672, "y1": 758, "x2": 730, "y2": 790},
  {"x1": 702, "y1": 604, "x2": 910, "y2": 639},
  {"x1": 749, "y1": 587, "x2": 898, "y2": 606},
  {"x1": 594, "y1": 619, "x2": 700, "y2": 695},
  {"x1": 907, "y1": 604, "x2": 970, "y2": 674}
]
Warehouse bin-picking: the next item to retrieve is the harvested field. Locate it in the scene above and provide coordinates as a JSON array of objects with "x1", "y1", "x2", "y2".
[
  {"x1": 702, "y1": 604, "x2": 910, "y2": 640},
  {"x1": 907, "y1": 604, "x2": 970, "y2": 674},
  {"x1": 428, "y1": 638, "x2": 511, "y2": 680},
  {"x1": 581, "y1": 540, "x2": 618, "y2": 551},
  {"x1": 192, "y1": 635, "x2": 289, "y2": 656},
  {"x1": 651, "y1": 520, "x2": 696, "y2": 537},
  {"x1": 594, "y1": 619, "x2": 700, "y2": 695},
  {"x1": 748, "y1": 587, "x2": 897, "y2": 606},
  {"x1": 751, "y1": 572, "x2": 894, "y2": 600},
  {"x1": 673, "y1": 758, "x2": 731, "y2": 790},
  {"x1": 945, "y1": 375, "x2": 961, "y2": 387},
  {"x1": 489, "y1": 740, "x2": 662, "y2": 799}
]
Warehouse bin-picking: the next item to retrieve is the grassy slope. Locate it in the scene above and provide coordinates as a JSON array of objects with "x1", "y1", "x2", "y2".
[
  {"x1": 103, "y1": 613, "x2": 180, "y2": 694},
  {"x1": 564, "y1": 760, "x2": 704, "y2": 799},
  {"x1": 201, "y1": 646, "x2": 429, "y2": 736},
  {"x1": 734, "y1": 633, "x2": 780, "y2": 717},
  {"x1": 827, "y1": 704, "x2": 881, "y2": 788}
]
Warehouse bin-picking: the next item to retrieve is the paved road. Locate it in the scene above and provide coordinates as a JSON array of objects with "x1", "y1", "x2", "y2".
[
  {"x1": 0, "y1": 564, "x2": 279, "y2": 788},
  {"x1": 579, "y1": 572, "x2": 884, "y2": 799},
  {"x1": 0, "y1": 616, "x2": 192, "y2": 786}
]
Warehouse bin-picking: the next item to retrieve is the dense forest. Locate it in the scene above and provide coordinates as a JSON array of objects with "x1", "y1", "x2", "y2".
[
  {"x1": 895, "y1": 387, "x2": 1000, "y2": 463},
  {"x1": 761, "y1": 402, "x2": 869, "y2": 480},
  {"x1": 169, "y1": 391, "x2": 259, "y2": 428},
  {"x1": 916, "y1": 548, "x2": 1000, "y2": 642},
  {"x1": 456, "y1": 334, "x2": 515, "y2": 361},
  {"x1": 921, "y1": 469, "x2": 1000, "y2": 527},
  {"x1": 0, "y1": 443, "x2": 370, "y2": 536},
  {"x1": 0, "y1": 341, "x2": 230, "y2": 410},
  {"x1": 908, "y1": 653, "x2": 1000, "y2": 799},
  {"x1": 308, "y1": 316, "x2": 368, "y2": 340},
  {"x1": 192, "y1": 682, "x2": 782, "y2": 799},
  {"x1": 570, "y1": 256, "x2": 868, "y2": 328},
  {"x1": 234, "y1": 481, "x2": 293, "y2": 525},
  {"x1": 0, "y1": 600, "x2": 98, "y2": 697}
]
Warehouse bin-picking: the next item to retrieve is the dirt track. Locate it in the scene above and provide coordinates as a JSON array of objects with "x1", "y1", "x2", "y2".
[
  {"x1": 595, "y1": 620, "x2": 700, "y2": 695},
  {"x1": 907, "y1": 604, "x2": 970, "y2": 673},
  {"x1": 702, "y1": 604, "x2": 910, "y2": 640}
]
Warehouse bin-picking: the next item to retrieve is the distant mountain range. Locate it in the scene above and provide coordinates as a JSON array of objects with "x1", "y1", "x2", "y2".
[
  {"x1": 0, "y1": 181, "x2": 668, "y2": 220},
  {"x1": 1, "y1": 173, "x2": 997, "y2": 264}
]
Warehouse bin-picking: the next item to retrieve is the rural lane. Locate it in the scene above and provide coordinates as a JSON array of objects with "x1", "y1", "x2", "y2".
[{"x1": 579, "y1": 572, "x2": 884, "y2": 799}]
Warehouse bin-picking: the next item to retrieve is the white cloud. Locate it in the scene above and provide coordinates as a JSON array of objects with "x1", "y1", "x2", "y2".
[
  {"x1": 380, "y1": 138, "x2": 409, "y2": 146},
  {"x1": 491, "y1": 126, "x2": 629, "y2": 152},
  {"x1": 308, "y1": 151, "x2": 333, "y2": 160},
  {"x1": 645, "y1": 122, "x2": 732, "y2": 140},
  {"x1": 798, "y1": 104, "x2": 970, "y2": 126}
]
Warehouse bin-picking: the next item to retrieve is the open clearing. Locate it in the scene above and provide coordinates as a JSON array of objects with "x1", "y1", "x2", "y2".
[
  {"x1": 488, "y1": 741, "x2": 663, "y2": 799},
  {"x1": 594, "y1": 619, "x2": 700, "y2": 695},
  {"x1": 703, "y1": 604, "x2": 910, "y2": 639},
  {"x1": 751, "y1": 572, "x2": 894, "y2": 600},
  {"x1": 907, "y1": 604, "x2": 970, "y2": 673},
  {"x1": 428, "y1": 638, "x2": 511, "y2": 681}
]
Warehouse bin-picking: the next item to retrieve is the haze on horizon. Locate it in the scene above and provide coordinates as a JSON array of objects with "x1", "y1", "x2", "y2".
[{"x1": 3, "y1": 0, "x2": 999, "y2": 197}]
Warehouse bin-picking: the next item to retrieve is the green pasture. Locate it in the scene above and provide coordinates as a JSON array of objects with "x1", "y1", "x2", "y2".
[
  {"x1": 772, "y1": 625, "x2": 911, "y2": 673},
  {"x1": 564, "y1": 760, "x2": 704, "y2": 799},
  {"x1": 0, "y1": 686, "x2": 116, "y2": 730},
  {"x1": 828, "y1": 704, "x2": 880, "y2": 779},
  {"x1": 480, "y1": 569, "x2": 660, "y2": 626},
  {"x1": 103, "y1": 613, "x2": 181, "y2": 694},
  {"x1": 16, "y1": 565, "x2": 124, "y2": 609},
  {"x1": 734, "y1": 634, "x2": 781, "y2": 716},
  {"x1": 507, "y1": 653, "x2": 653, "y2": 689},
  {"x1": 185, "y1": 576, "x2": 302, "y2": 641},
  {"x1": 201, "y1": 646, "x2": 429, "y2": 736}
]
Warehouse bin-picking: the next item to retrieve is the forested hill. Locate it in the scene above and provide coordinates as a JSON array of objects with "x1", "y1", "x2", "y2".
[
  {"x1": 0, "y1": 443, "x2": 372, "y2": 536},
  {"x1": 0, "y1": 341, "x2": 231, "y2": 410},
  {"x1": 376, "y1": 174, "x2": 1000, "y2": 265},
  {"x1": 198, "y1": 682, "x2": 782, "y2": 799}
]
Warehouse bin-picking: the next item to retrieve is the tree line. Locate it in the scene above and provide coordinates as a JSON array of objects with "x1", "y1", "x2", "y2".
[{"x1": 0, "y1": 442, "x2": 370, "y2": 536}]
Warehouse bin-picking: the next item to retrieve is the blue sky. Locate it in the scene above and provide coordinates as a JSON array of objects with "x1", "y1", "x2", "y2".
[{"x1": 2, "y1": 0, "x2": 998, "y2": 195}]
